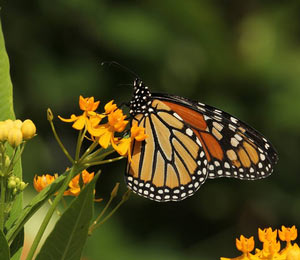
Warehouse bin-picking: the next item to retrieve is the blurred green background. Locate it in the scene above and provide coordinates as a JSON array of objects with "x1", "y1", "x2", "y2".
[{"x1": 2, "y1": 0, "x2": 300, "y2": 259}]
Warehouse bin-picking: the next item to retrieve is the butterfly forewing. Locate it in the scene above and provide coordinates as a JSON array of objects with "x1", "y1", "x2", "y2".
[{"x1": 126, "y1": 99, "x2": 208, "y2": 202}]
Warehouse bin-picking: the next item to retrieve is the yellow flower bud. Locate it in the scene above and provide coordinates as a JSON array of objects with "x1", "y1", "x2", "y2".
[
  {"x1": 12, "y1": 188, "x2": 18, "y2": 195},
  {"x1": 0, "y1": 122, "x2": 9, "y2": 141},
  {"x1": 7, "y1": 180, "x2": 16, "y2": 189},
  {"x1": 13, "y1": 120, "x2": 23, "y2": 129},
  {"x1": 18, "y1": 181, "x2": 27, "y2": 191},
  {"x1": 15, "y1": 177, "x2": 20, "y2": 185},
  {"x1": 7, "y1": 128, "x2": 23, "y2": 147},
  {"x1": 5, "y1": 119, "x2": 14, "y2": 130},
  {"x1": 21, "y1": 119, "x2": 36, "y2": 140}
]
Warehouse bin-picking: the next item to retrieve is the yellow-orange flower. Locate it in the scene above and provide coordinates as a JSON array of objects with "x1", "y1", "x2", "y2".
[
  {"x1": 33, "y1": 174, "x2": 57, "y2": 192},
  {"x1": 64, "y1": 170, "x2": 94, "y2": 196},
  {"x1": 79, "y1": 96, "x2": 99, "y2": 112},
  {"x1": 286, "y1": 244, "x2": 300, "y2": 260},
  {"x1": 104, "y1": 100, "x2": 117, "y2": 114},
  {"x1": 111, "y1": 122, "x2": 148, "y2": 158},
  {"x1": 236, "y1": 235, "x2": 255, "y2": 254},
  {"x1": 221, "y1": 226, "x2": 300, "y2": 260},
  {"x1": 88, "y1": 108, "x2": 128, "y2": 149},
  {"x1": 258, "y1": 228, "x2": 277, "y2": 243},
  {"x1": 59, "y1": 96, "x2": 102, "y2": 130},
  {"x1": 279, "y1": 226, "x2": 297, "y2": 244},
  {"x1": 130, "y1": 122, "x2": 148, "y2": 141}
]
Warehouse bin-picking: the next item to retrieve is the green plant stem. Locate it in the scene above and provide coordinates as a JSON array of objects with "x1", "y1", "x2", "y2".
[
  {"x1": 78, "y1": 140, "x2": 100, "y2": 164},
  {"x1": 90, "y1": 191, "x2": 130, "y2": 232},
  {"x1": 10, "y1": 142, "x2": 26, "y2": 172},
  {"x1": 84, "y1": 156, "x2": 124, "y2": 167},
  {"x1": 89, "y1": 195, "x2": 114, "y2": 235},
  {"x1": 82, "y1": 148, "x2": 113, "y2": 163},
  {"x1": 48, "y1": 117, "x2": 74, "y2": 164},
  {"x1": 25, "y1": 165, "x2": 81, "y2": 260},
  {"x1": 0, "y1": 177, "x2": 5, "y2": 231},
  {"x1": 75, "y1": 128, "x2": 86, "y2": 161},
  {"x1": 48, "y1": 199, "x2": 61, "y2": 216}
]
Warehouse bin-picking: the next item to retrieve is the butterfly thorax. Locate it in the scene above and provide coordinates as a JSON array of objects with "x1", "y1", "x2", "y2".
[{"x1": 129, "y1": 79, "x2": 152, "y2": 117}]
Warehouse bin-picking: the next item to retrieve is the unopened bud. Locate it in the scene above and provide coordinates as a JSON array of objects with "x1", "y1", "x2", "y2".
[
  {"x1": 0, "y1": 122, "x2": 9, "y2": 141},
  {"x1": 5, "y1": 119, "x2": 14, "y2": 130},
  {"x1": 4, "y1": 155, "x2": 10, "y2": 168},
  {"x1": 7, "y1": 128, "x2": 23, "y2": 147},
  {"x1": 111, "y1": 182, "x2": 120, "y2": 198},
  {"x1": 15, "y1": 177, "x2": 20, "y2": 185},
  {"x1": 7, "y1": 180, "x2": 16, "y2": 189},
  {"x1": 13, "y1": 188, "x2": 18, "y2": 195},
  {"x1": 19, "y1": 181, "x2": 27, "y2": 191},
  {"x1": 21, "y1": 119, "x2": 36, "y2": 140},
  {"x1": 13, "y1": 120, "x2": 23, "y2": 129},
  {"x1": 47, "y1": 108, "x2": 54, "y2": 122},
  {"x1": 122, "y1": 190, "x2": 131, "y2": 201}
]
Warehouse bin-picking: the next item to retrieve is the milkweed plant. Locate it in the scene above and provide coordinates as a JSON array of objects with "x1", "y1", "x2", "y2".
[
  {"x1": 0, "y1": 14, "x2": 298, "y2": 260},
  {"x1": 0, "y1": 18, "x2": 149, "y2": 259}
]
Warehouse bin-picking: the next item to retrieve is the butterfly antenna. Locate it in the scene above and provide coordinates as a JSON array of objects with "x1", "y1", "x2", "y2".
[{"x1": 101, "y1": 61, "x2": 140, "y2": 80}]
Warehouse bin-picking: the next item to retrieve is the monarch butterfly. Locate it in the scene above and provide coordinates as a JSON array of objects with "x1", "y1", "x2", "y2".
[{"x1": 125, "y1": 79, "x2": 278, "y2": 202}]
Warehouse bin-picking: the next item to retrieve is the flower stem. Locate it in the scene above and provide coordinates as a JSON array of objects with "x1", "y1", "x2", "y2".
[
  {"x1": 78, "y1": 140, "x2": 100, "y2": 164},
  {"x1": 88, "y1": 193, "x2": 114, "y2": 235},
  {"x1": 10, "y1": 143, "x2": 25, "y2": 173},
  {"x1": 90, "y1": 190, "x2": 131, "y2": 231},
  {"x1": 75, "y1": 128, "x2": 86, "y2": 161},
  {"x1": 84, "y1": 155, "x2": 124, "y2": 167},
  {"x1": 48, "y1": 112, "x2": 74, "y2": 164},
  {"x1": 25, "y1": 165, "x2": 81, "y2": 260},
  {"x1": 0, "y1": 176, "x2": 5, "y2": 231},
  {"x1": 0, "y1": 143, "x2": 6, "y2": 231}
]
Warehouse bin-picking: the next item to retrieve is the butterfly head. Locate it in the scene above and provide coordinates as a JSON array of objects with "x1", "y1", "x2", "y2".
[{"x1": 129, "y1": 79, "x2": 152, "y2": 116}]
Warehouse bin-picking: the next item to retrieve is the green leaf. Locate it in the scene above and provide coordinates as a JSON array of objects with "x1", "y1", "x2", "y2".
[
  {"x1": 6, "y1": 172, "x2": 67, "y2": 244},
  {"x1": 0, "y1": 15, "x2": 23, "y2": 248},
  {"x1": 35, "y1": 174, "x2": 98, "y2": 260},
  {"x1": 10, "y1": 228, "x2": 23, "y2": 260},
  {"x1": 0, "y1": 229, "x2": 10, "y2": 260},
  {"x1": 0, "y1": 18, "x2": 15, "y2": 120}
]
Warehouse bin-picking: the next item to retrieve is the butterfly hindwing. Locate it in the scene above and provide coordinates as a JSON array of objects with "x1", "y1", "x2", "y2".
[{"x1": 153, "y1": 93, "x2": 278, "y2": 180}]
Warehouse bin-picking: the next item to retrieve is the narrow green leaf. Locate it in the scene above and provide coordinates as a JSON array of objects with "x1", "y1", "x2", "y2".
[
  {"x1": 10, "y1": 228, "x2": 23, "y2": 260},
  {"x1": 36, "y1": 174, "x2": 98, "y2": 260},
  {"x1": 6, "y1": 172, "x2": 67, "y2": 243},
  {"x1": 0, "y1": 229, "x2": 10, "y2": 260}
]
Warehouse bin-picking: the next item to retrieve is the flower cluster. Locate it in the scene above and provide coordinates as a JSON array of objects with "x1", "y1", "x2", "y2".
[
  {"x1": 0, "y1": 119, "x2": 36, "y2": 147},
  {"x1": 221, "y1": 226, "x2": 300, "y2": 260},
  {"x1": 59, "y1": 96, "x2": 147, "y2": 158},
  {"x1": 34, "y1": 170, "x2": 96, "y2": 197}
]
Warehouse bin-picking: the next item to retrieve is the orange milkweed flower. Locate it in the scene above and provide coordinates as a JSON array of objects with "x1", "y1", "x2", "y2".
[
  {"x1": 104, "y1": 100, "x2": 117, "y2": 114},
  {"x1": 258, "y1": 228, "x2": 277, "y2": 243},
  {"x1": 236, "y1": 235, "x2": 255, "y2": 254},
  {"x1": 64, "y1": 170, "x2": 94, "y2": 196},
  {"x1": 88, "y1": 107, "x2": 128, "y2": 149},
  {"x1": 111, "y1": 122, "x2": 148, "y2": 159},
  {"x1": 279, "y1": 226, "x2": 297, "y2": 244},
  {"x1": 79, "y1": 96, "x2": 100, "y2": 112},
  {"x1": 286, "y1": 244, "x2": 300, "y2": 260},
  {"x1": 33, "y1": 174, "x2": 57, "y2": 192},
  {"x1": 220, "y1": 235, "x2": 259, "y2": 260},
  {"x1": 59, "y1": 96, "x2": 103, "y2": 130}
]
